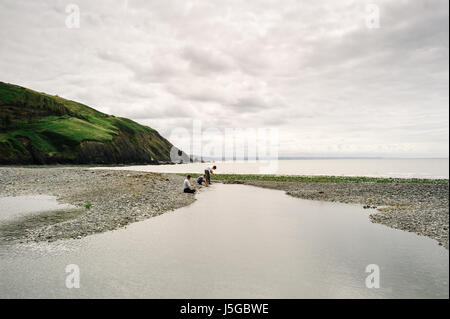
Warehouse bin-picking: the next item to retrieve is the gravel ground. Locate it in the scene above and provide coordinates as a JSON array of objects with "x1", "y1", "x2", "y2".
[
  {"x1": 0, "y1": 167, "x2": 197, "y2": 242},
  {"x1": 224, "y1": 180, "x2": 449, "y2": 249}
]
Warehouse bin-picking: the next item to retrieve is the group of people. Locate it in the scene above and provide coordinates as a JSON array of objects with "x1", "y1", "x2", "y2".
[{"x1": 183, "y1": 165, "x2": 217, "y2": 193}]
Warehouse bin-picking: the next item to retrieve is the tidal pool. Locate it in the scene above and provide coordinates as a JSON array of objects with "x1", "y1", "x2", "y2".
[
  {"x1": 0, "y1": 195, "x2": 81, "y2": 242},
  {"x1": 0, "y1": 184, "x2": 448, "y2": 298},
  {"x1": 0, "y1": 195, "x2": 77, "y2": 222}
]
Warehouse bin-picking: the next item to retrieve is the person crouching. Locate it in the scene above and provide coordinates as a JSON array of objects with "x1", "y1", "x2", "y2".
[{"x1": 197, "y1": 174, "x2": 209, "y2": 187}]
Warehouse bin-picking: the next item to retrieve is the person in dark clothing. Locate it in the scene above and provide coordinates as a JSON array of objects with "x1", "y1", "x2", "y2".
[{"x1": 197, "y1": 174, "x2": 209, "y2": 187}]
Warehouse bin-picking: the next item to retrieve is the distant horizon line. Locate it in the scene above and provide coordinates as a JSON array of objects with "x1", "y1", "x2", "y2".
[{"x1": 187, "y1": 156, "x2": 449, "y2": 161}]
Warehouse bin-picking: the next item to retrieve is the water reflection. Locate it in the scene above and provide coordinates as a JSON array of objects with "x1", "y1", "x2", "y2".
[{"x1": 0, "y1": 185, "x2": 448, "y2": 298}]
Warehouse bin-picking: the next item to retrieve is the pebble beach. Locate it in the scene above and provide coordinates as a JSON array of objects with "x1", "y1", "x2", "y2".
[
  {"x1": 0, "y1": 167, "x2": 448, "y2": 249},
  {"x1": 0, "y1": 167, "x2": 196, "y2": 243}
]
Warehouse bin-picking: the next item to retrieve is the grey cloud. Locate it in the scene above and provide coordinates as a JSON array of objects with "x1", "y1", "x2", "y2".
[
  {"x1": 231, "y1": 95, "x2": 286, "y2": 113},
  {"x1": 0, "y1": 0, "x2": 448, "y2": 157},
  {"x1": 182, "y1": 46, "x2": 234, "y2": 74}
]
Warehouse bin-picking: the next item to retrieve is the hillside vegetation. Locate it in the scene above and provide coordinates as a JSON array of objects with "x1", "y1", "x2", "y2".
[{"x1": 0, "y1": 82, "x2": 181, "y2": 164}]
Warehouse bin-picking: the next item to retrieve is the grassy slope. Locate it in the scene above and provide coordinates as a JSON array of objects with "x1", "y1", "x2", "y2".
[
  {"x1": 0, "y1": 82, "x2": 172, "y2": 163},
  {"x1": 177, "y1": 173, "x2": 449, "y2": 184}
]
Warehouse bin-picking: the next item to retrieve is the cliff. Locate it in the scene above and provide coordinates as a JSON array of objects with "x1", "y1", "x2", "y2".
[{"x1": 0, "y1": 82, "x2": 185, "y2": 165}]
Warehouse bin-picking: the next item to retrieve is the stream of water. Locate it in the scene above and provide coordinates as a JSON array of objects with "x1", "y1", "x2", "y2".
[{"x1": 0, "y1": 184, "x2": 448, "y2": 298}]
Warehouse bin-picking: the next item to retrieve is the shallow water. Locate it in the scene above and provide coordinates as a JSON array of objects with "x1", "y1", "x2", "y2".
[
  {"x1": 0, "y1": 195, "x2": 81, "y2": 242},
  {"x1": 0, "y1": 195, "x2": 77, "y2": 222},
  {"x1": 93, "y1": 158, "x2": 449, "y2": 179},
  {"x1": 0, "y1": 184, "x2": 448, "y2": 298}
]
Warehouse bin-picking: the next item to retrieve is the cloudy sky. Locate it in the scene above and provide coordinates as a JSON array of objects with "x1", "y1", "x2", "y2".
[{"x1": 0, "y1": 0, "x2": 448, "y2": 157}]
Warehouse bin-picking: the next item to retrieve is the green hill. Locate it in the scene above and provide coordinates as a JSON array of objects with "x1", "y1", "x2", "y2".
[{"x1": 0, "y1": 82, "x2": 184, "y2": 165}]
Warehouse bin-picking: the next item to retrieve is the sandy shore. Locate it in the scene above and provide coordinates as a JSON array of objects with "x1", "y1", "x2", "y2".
[
  {"x1": 224, "y1": 179, "x2": 449, "y2": 248},
  {"x1": 0, "y1": 167, "x2": 196, "y2": 242}
]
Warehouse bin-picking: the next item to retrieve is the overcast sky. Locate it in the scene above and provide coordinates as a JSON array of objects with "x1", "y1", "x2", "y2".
[{"x1": 0, "y1": 0, "x2": 448, "y2": 157}]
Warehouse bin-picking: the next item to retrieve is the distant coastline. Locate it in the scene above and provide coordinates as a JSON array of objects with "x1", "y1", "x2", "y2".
[{"x1": 90, "y1": 158, "x2": 450, "y2": 180}]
